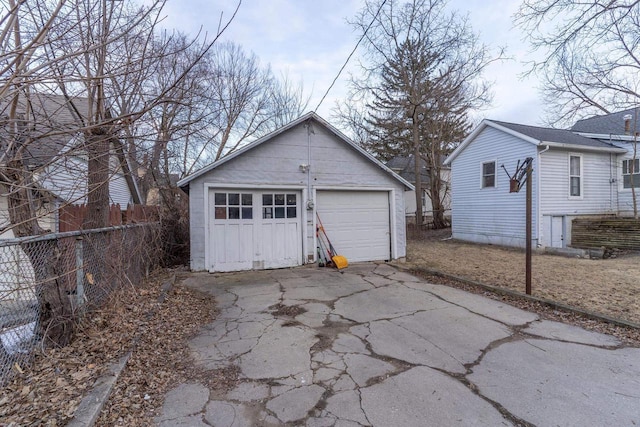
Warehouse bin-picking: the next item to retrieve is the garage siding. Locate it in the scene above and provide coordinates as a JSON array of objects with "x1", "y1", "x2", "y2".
[{"x1": 187, "y1": 118, "x2": 408, "y2": 271}]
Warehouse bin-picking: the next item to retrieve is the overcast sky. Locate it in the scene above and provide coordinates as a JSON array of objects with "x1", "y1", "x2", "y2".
[{"x1": 160, "y1": 0, "x2": 546, "y2": 128}]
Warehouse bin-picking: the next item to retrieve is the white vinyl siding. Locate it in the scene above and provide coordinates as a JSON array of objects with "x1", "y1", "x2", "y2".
[
  {"x1": 539, "y1": 150, "x2": 615, "y2": 216},
  {"x1": 39, "y1": 154, "x2": 132, "y2": 208},
  {"x1": 187, "y1": 120, "x2": 407, "y2": 271},
  {"x1": 450, "y1": 126, "x2": 538, "y2": 248},
  {"x1": 569, "y1": 154, "x2": 582, "y2": 198}
]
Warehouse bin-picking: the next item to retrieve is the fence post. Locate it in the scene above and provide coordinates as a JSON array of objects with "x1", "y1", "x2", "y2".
[{"x1": 75, "y1": 236, "x2": 85, "y2": 312}]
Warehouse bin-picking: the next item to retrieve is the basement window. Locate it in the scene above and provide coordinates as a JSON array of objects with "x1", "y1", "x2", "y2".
[{"x1": 622, "y1": 158, "x2": 640, "y2": 189}]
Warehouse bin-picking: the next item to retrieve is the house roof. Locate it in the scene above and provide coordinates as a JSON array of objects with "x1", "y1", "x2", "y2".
[
  {"x1": 0, "y1": 93, "x2": 142, "y2": 203},
  {"x1": 0, "y1": 93, "x2": 88, "y2": 167},
  {"x1": 445, "y1": 119, "x2": 626, "y2": 165},
  {"x1": 385, "y1": 154, "x2": 450, "y2": 187},
  {"x1": 177, "y1": 112, "x2": 414, "y2": 190},
  {"x1": 571, "y1": 107, "x2": 640, "y2": 134}
]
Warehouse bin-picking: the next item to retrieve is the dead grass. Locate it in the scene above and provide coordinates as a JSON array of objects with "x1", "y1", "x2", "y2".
[
  {"x1": 0, "y1": 268, "x2": 236, "y2": 427},
  {"x1": 406, "y1": 228, "x2": 640, "y2": 325}
]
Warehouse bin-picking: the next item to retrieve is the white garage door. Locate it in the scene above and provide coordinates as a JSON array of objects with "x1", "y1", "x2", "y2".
[
  {"x1": 316, "y1": 190, "x2": 391, "y2": 263},
  {"x1": 208, "y1": 189, "x2": 302, "y2": 272}
]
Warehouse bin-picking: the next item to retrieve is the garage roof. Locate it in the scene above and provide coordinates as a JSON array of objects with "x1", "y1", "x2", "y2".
[{"x1": 177, "y1": 112, "x2": 414, "y2": 190}]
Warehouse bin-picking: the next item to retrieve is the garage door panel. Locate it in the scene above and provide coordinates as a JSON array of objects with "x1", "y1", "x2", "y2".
[
  {"x1": 212, "y1": 223, "x2": 254, "y2": 271},
  {"x1": 209, "y1": 189, "x2": 302, "y2": 272},
  {"x1": 261, "y1": 221, "x2": 300, "y2": 268},
  {"x1": 317, "y1": 191, "x2": 390, "y2": 263}
]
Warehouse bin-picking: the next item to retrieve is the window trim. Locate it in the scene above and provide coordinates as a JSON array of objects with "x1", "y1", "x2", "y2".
[
  {"x1": 480, "y1": 160, "x2": 497, "y2": 189},
  {"x1": 568, "y1": 153, "x2": 583, "y2": 199},
  {"x1": 621, "y1": 157, "x2": 640, "y2": 190}
]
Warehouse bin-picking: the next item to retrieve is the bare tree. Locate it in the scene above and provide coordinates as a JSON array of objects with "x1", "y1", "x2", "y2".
[
  {"x1": 515, "y1": 0, "x2": 640, "y2": 125},
  {"x1": 343, "y1": 0, "x2": 494, "y2": 228},
  {"x1": 516, "y1": 0, "x2": 640, "y2": 218},
  {"x1": 0, "y1": 0, "x2": 238, "y2": 345}
]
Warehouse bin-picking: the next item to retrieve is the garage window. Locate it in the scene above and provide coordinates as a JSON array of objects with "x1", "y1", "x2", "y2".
[
  {"x1": 263, "y1": 193, "x2": 297, "y2": 219},
  {"x1": 214, "y1": 192, "x2": 253, "y2": 219}
]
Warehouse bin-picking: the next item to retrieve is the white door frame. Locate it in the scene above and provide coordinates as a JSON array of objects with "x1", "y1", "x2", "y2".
[
  {"x1": 204, "y1": 183, "x2": 307, "y2": 272},
  {"x1": 312, "y1": 186, "x2": 397, "y2": 261}
]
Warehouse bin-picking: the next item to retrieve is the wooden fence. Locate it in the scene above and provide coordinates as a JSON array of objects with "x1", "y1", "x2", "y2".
[
  {"x1": 572, "y1": 217, "x2": 640, "y2": 250},
  {"x1": 59, "y1": 204, "x2": 159, "y2": 232}
]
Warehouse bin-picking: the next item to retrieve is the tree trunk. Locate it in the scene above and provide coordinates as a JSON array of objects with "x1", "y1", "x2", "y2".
[
  {"x1": 412, "y1": 119, "x2": 423, "y2": 228},
  {"x1": 83, "y1": 128, "x2": 111, "y2": 229},
  {"x1": 6, "y1": 158, "x2": 74, "y2": 347},
  {"x1": 429, "y1": 163, "x2": 447, "y2": 229}
]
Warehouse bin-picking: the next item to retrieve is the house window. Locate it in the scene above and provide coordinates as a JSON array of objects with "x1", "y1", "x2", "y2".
[
  {"x1": 262, "y1": 193, "x2": 297, "y2": 219},
  {"x1": 482, "y1": 161, "x2": 496, "y2": 188},
  {"x1": 569, "y1": 155, "x2": 582, "y2": 197},
  {"x1": 214, "y1": 192, "x2": 253, "y2": 220},
  {"x1": 622, "y1": 158, "x2": 640, "y2": 189}
]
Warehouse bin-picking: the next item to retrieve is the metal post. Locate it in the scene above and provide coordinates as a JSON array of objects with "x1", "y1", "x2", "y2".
[
  {"x1": 525, "y1": 165, "x2": 532, "y2": 295},
  {"x1": 75, "y1": 237, "x2": 85, "y2": 310}
]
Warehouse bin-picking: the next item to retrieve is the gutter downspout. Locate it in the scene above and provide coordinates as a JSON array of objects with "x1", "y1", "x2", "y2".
[
  {"x1": 305, "y1": 120, "x2": 314, "y2": 263},
  {"x1": 537, "y1": 145, "x2": 550, "y2": 247}
]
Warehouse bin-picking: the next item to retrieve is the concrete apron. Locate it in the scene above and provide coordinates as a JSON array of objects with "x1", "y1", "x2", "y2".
[{"x1": 155, "y1": 263, "x2": 640, "y2": 427}]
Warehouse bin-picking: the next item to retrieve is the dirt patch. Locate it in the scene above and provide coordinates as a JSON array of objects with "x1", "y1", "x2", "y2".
[
  {"x1": 269, "y1": 303, "x2": 307, "y2": 318},
  {"x1": 405, "y1": 228, "x2": 640, "y2": 335},
  {"x1": 0, "y1": 269, "x2": 233, "y2": 426}
]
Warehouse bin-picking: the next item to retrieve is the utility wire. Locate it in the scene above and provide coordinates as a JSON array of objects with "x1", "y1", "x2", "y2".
[{"x1": 315, "y1": 0, "x2": 388, "y2": 112}]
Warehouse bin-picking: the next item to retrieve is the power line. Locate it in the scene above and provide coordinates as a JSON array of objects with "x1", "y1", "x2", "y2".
[{"x1": 315, "y1": 0, "x2": 388, "y2": 112}]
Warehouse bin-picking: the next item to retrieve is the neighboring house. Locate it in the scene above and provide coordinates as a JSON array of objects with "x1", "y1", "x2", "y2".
[
  {"x1": 385, "y1": 155, "x2": 451, "y2": 223},
  {"x1": 0, "y1": 94, "x2": 141, "y2": 303},
  {"x1": 445, "y1": 110, "x2": 640, "y2": 249},
  {"x1": 0, "y1": 93, "x2": 141, "y2": 238},
  {"x1": 178, "y1": 112, "x2": 413, "y2": 273}
]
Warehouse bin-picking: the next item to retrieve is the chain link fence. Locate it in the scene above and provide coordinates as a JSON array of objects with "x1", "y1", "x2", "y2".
[{"x1": 0, "y1": 223, "x2": 160, "y2": 382}]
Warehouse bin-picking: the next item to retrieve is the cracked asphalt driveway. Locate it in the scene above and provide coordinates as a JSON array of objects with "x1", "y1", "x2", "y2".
[{"x1": 155, "y1": 263, "x2": 640, "y2": 426}]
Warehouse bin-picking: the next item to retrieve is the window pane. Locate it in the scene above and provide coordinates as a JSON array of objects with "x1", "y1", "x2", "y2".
[
  {"x1": 483, "y1": 162, "x2": 495, "y2": 175},
  {"x1": 570, "y1": 177, "x2": 580, "y2": 196},
  {"x1": 275, "y1": 194, "x2": 285, "y2": 205},
  {"x1": 626, "y1": 173, "x2": 640, "y2": 188},
  {"x1": 287, "y1": 207, "x2": 296, "y2": 218},
  {"x1": 263, "y1": 194, "x2": 273, "y2": 206},
  {"x1": 242, "y1": 193, "x2": 252, "y2": 205},
  {"x1": 214, "y1": 193, "x2": 226, "y2": 205},
  {"x1": 242, "y1": 207, "x2": 253, "y2": 219},
  {"x1": 228, "y1": 193, "x2": 240, "y2": 205},
  {"x1": 228, "y1": 207, "x2": 240, "y2": 219},
  {"x1": 275, "y1": 207, "x2": 285, "y2": 218},
  {"x1": 570, "y1": 156, "x2": 580, "y2": 175},
  {"x1": 263, "y1": 207, "x2": 273, "y2": 219},
  {"x1": 215, "y1": 207, "x2": 226, "y2": 219},
  {"x1": 286, "y1": 194, "x2": 296, "y2": 205},
  {"x1": 623, "y1": 160, "x2": 629, "y2": 175},
  {"x1": 634, "y1": 159, "x2": 640, "y2": 173},
  {"x1": 483, "y1": 175, "x2": 495, "y2": 188}
]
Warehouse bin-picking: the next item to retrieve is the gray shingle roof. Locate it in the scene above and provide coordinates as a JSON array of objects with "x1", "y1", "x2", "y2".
[
  {"x1": 571, "y1": 107, "x2": 640, "y2": 134},
  {"x1": 385, "y1": 155, "x2": 430, "y2": 186},
  {"x1": 0, "y1": 93, "x2": 88, "y2": 167},
  {"x1": 491, "y1": 120, "x2": 622, "y2": 150}
]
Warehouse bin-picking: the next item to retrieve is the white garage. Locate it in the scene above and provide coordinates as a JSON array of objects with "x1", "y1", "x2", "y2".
[{"x1": 178, "y1": 112, "x2": 412, "y2": 272}]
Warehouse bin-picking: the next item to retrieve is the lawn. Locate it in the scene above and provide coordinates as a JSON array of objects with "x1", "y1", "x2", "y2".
[{"x1": 405, "y1": 228, "x2": 640, "y2": 325}]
